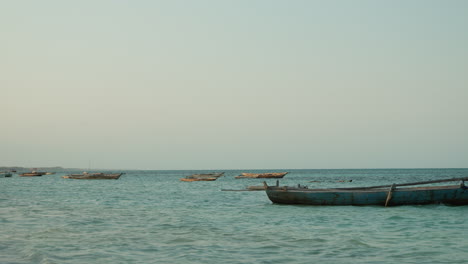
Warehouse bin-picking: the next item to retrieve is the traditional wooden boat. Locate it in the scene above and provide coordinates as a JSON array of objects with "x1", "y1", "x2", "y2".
[
  {"x1": 265, "y1": 177, "x2": 468, "y2": 206},
  {"x1": 180, "y1": 177, "x2": 217, "y2": 182},
  {"x1": 189, "y1": 172, "x2": 224, "y2": 179},
  {"x1": 1, "y1": 172, "x2": 12, "y2": 177},
  {"x1": 235, "y1": 172, "x2": 288, "y2": 179},
  {"x1": 62, "y1": 172, "x2": 123, "y2": 180},
  {"x1": 19, "y1": 171, "x2": 46, "y2": 176},
  {"x1": 180, "y1": 172, "x2": 224, "y2": 182}
]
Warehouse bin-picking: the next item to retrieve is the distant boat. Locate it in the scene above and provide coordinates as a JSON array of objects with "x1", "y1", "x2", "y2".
[
  {"x1": 180, "y1": 172, "x2": 224, "y2": 182},
  {"x1": 265, "y1": 177, "x2": 468, "y2": 206},
  {"x1": 235, "y1": 172, "x2": 288, "y2": 179},
  {"x1": 45, "y1": 172, "x2": 56, "y2": 175},
  {"x1": 1, "y1": 172, "x2": 12, "y2": 177},
  {"x1": 189, "y1": 172, "x2": 224, "y2": 178},
  {"x1": 19, "y1": 171, "x2": 46, "y2": 177},
  {"x1": 62, "y1": 172, "x2": 123, "y2": 180},
  {"x1": 180, "y1": 177, "x2": 217, "y2": 182}
]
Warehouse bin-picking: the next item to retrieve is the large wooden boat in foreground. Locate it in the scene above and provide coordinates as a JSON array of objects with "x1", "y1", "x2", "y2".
[
  {"x1": 265, "y1": 177, "x2": 468, "y2": 206},
  {"x1": 62, "y1": 172, "x2": 123, "y2": 180},
  {"x1": 235, "y1": 172, "x2": 288, "y2": 179}
]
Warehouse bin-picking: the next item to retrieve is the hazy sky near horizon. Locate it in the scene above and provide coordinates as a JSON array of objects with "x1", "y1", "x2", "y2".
[{"x1": 2, "y1": 1, "x2": 468, "y2": 170}]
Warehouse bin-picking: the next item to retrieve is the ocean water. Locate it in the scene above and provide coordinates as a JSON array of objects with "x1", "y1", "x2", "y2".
[{"x1": 1, "y1": 169, "x2": 468, "y2": 264}]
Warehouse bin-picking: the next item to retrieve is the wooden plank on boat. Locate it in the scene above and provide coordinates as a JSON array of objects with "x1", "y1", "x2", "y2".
[{"x1": 385, "y1": 183, "x2": 396, "y2": 207}]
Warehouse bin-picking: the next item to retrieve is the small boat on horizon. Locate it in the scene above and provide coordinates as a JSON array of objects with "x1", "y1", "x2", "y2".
[
  {"x1": 62, "y1": 172, "x2": 123, "y2": 180},
  {"x1": 180, "y1": 172, "x2": 224, "y2": 182},
  {"x1": 235, "y1": 172, "x2": 288, "y2": 179},
  {"x1": 264, "y1": 177, "x2": 468, "y2": 206},
  {"x1": 19, "y1": 171, "x2": 46, "y2": 177},
  {"x1": 180, "y1": 177, "x2": 217, "y2": 182},
  {"x1": 189, "y1": 172, "x2": 224, "y2": 178},
  {"x1": 1, "y1": 172, "x2": 12, "y2": 177}
]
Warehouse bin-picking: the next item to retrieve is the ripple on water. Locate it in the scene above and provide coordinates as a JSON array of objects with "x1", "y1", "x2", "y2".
[{"x1": 2, "y1": 169, "x2": 468, "y2": 264}]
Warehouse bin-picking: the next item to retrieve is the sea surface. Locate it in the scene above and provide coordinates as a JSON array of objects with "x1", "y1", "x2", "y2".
[{"x1": 1, "y1": 169, "x2": 468, "y2": 264}]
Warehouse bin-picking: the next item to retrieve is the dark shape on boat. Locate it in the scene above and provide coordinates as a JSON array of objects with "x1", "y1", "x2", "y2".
[
  {"x1": 62, "y1": 172, "x2": 123, "y2": 180},
  {"x1": 180, "y1": 172, "x2": 224, "y2": 182},
  {"x1": 265, "y1": 177, "x2": 468, "y2": 206},
  {"x1": 235, "y1": 172, "x2": 288, "y2": 179}
]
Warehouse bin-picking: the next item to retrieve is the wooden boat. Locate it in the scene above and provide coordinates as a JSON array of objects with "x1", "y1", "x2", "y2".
[
  {"x1": 265, "y1": 177, "x2": 468, "y2": 206},
  {"x1": 1, "y1": 172, "x2": 12, "y2": 177},
  {"x1": 235, "y1": 172, "x2": 288, "y2": 179},
  {"x1": 19, "y1": 171, "x2": 46, "y2": 176},
  {"x1": 180, "y1": 172, "x2": 224, "y2": 182},
  {"x1": 62, "y1": 172, "x2": 123, "y2": 180},
  {"x1": 180, "y1": 177, "x2": 217, "y2": 182},
  {"x1": 189, "y1": 172, "x2": 224, "y2": 179}
]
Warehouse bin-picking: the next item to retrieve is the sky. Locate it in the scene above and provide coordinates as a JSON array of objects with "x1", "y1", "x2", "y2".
[{"x1": 2, "y1": 0, "x2": 468, "y2": 170}]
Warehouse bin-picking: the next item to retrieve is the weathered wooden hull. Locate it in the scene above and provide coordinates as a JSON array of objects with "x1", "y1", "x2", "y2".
[
  {"x1": 235, "y1": 172, "x2": 288, "y2": 179},
  {"x1": 180, "y1": 178, "x2": 217, "y2": 182},
  {"x1": 19, "y1": 173, "x2": 45, "y2": 177},
  {"x1": 266, "y1": 185, "x2": 468, "y2": 206},
  {"x1": 188, "y1": 172, "x2": 224, "y2": 179},
  {"x1": 62, "y1": 173, "x2": 122, "y2": 180}
]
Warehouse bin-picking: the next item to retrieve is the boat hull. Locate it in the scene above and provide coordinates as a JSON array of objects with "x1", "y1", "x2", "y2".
[
  {"x1": 266, "y1": 185, "x2": 468, "y2": 206},
  {"x1": 180, "y1": 178, "x2": 217, "y2": 182},
  {"x1": 19, "y1": 173, "x2": 45, "y2": 177},
  {"x1": 235, "y1": 172, "x2": 288, "y2": 179},
  {"x1": 62, "y1": 173, "x2": 122, "y2": 180},
  {"x1": 188, "y1": 172, "x2": 224, "y2": 179}
]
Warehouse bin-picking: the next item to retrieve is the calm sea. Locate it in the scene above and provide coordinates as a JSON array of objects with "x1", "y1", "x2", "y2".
[{"x1": 1, "y1": 169, "x2": 468, "y2": 264}]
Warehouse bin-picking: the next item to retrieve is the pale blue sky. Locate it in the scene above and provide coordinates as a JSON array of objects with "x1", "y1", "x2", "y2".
[{"x1": 2, "y1": 0, "x2": 468, "y2": 169}]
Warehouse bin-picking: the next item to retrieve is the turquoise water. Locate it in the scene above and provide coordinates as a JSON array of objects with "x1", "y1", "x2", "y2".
[{"x1": 1, "y1": 169, "x2": 468, "y2": 264}]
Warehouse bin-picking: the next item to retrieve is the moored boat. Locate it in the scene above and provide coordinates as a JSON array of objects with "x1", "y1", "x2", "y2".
[
  {"x1": 1, "y1": 172, "x2": 12, "y2": 177},
  {"x1": 189, "y1": 172, "x2": 224, "y2": 179},
  {"x1": 180, "y1": 172, "x2": 224, "y2": 182},
  {"x1": 265, "y1": 177, "x2": 468, "y2": 206},
  {"x1": 19, "y1": 171, "x2": 46, "y2": 177},
  {"x1": 62, "y1": 172, "x2": 123, "y2": 180},
  {"x1": 180, "y1": 177, "x2": 217, "y2": 182},
  {"x1": 235, "y1": 172, "x2": 288, "y2": 179}
]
